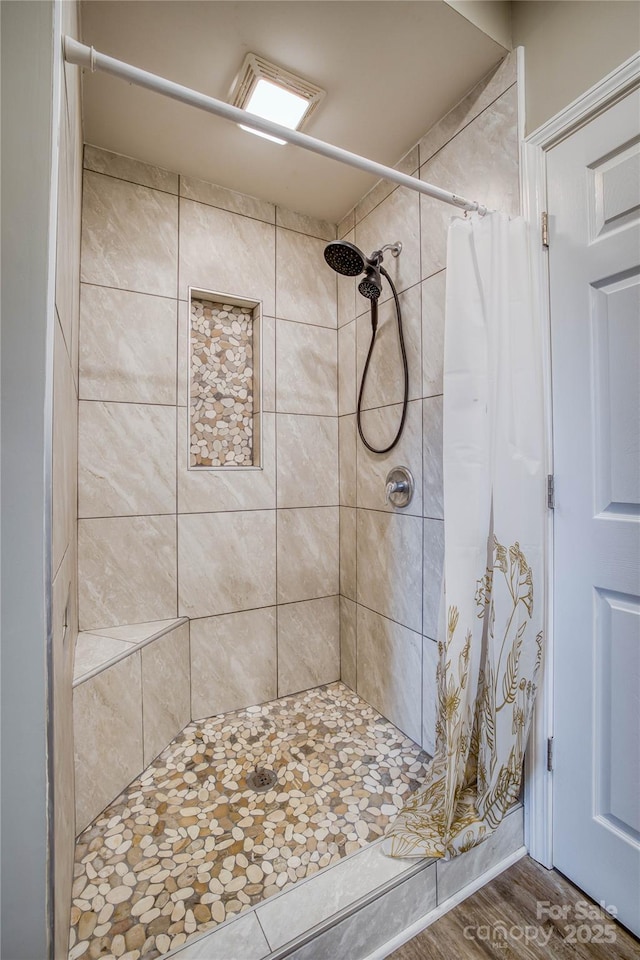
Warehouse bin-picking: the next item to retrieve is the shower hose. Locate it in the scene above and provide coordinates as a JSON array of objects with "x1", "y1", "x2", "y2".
[{"x1": 357, "y1": 265, "x2": 409, "y2": 454}]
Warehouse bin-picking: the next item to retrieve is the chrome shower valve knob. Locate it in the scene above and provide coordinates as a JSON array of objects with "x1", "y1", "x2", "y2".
[{"x1": 384, "y1": 466, "x2": 414, "y2": 507}]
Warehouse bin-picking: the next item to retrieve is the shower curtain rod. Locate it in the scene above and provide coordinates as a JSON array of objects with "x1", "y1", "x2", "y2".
[{"x1": 64, "y1": 37, "x2": 489, "y2": 216}]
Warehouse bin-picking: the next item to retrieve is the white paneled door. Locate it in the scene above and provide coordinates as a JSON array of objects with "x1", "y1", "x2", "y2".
[{"x1": 548, "y1": 87, "x2": 640, "y2": 937}]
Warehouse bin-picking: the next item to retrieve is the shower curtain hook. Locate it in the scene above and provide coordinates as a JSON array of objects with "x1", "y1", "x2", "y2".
[{"x1": 90, "y1": 45, "x2": 96, "y2": 72}]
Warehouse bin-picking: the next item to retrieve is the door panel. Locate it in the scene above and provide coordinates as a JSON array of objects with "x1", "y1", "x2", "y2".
[{"x1": 548, "y1": 87, "x2": 640, "y2": 937}]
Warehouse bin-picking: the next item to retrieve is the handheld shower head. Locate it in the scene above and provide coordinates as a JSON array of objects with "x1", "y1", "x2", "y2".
[
  {"x1": 358, "y1": 264, "x2": 382, "y2": 300},
  {"x1": 323, "y1": 240, "x2": 367, "y2": 277}
]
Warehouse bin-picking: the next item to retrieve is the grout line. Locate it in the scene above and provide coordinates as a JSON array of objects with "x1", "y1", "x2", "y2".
[
  {"x1": 83, "y1": 163, "x2": 179, "y2": 198},
  {"x1": 79, "y1": 278, "x2": 178, "y2": 303},
  {"x1": 272, "y1": 314, "x2": 339, "y2": 334},
  {"x1": 139, "y1": 649, "x2": 146, "y2": 768},
  {"x1": 78, "y1": 397, "x2": 177, "y2": 409},
  {"x1": 254, "y1": 910, "x2": 273, "y2": 953},
  {"x1": 176, "y1": 184, "x2": 181, "y2": 620},
  {"x1": 355, "y1": 600, "x2": 421, "y2": 639},
  {"x1": 77, "y1": 504, "x2": 344, "y2": 521},
  {"x1": 419, "y1": 169, "x2": 425, "y2": 745},
  {"x1": 274, "y1": 223, "x2": 279, "y2": 699}
]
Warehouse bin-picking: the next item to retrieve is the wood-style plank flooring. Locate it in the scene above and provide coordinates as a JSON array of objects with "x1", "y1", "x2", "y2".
[{"x1": 388, "y1": 857, "x2": 639, "y2": 959}]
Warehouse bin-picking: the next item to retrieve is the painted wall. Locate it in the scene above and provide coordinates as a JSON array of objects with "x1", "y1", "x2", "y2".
[
  {"x1": 77, "y1": 149, "x2": 340, "y2": 717},
  {"x1": 513, "y1": 0, "x2": 640, "y2": 134},
  {"x1": 1, "y1": 1, "x2": 57, "y2": 956},
  {"x1": 446, "y1": 0, "x2": 513, "y2": 49},
  {"x1": 337, "y1": 53, "x2": 520, "y2": 754}
]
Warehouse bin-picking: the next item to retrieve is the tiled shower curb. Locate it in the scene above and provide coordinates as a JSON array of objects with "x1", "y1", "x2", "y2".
[{"x1": 165, "y1": 805, "x2": 524, "y2": 959}]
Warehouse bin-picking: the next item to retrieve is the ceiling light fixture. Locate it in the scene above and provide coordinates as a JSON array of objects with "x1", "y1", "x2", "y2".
[{"x1": 230, "y1": 53, "x2": 325, "y2": 145}]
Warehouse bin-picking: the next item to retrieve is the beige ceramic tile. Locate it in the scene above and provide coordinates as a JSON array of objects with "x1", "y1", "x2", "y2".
[
  {"x1": 179, "y1": 199, "x2": 275, "y2": 314},
  {"x1": 356, "y1": 283, "x2": 422, "y2": 410},
  {"x1": 170, "y1": 911, "x2": 270, "y2": 959},
  {"x1": 261, "y1": 314, "x2": 276, "y2": 412},
  {"x1": 180, "y1": 174, "x2": 275, "y2": 222},
  {"x1": 287, "y1": 861, "x2": 436, "y2": 960},
  {"x1": 79, "y1": 284, "x2": 177, "y2": 404},
  {"x1": 276, "y1": 228, "x2": 337, "y2": 328},
  {"x1": 178, "y1": 412, "x2": 276, "y2": 513},
  {"x1": 355, "y1": 186, "x2": 420, "y2": 301},
  {"x1": 277, "y1": 507, "x2": 339, "y2": 603},
  {"x1": 73, "y1": 652, "x2": 143, "y2": 832},
  {"x1": 178, "y1": 511, "x2": 276, "y2": 618},
  {"x1": 276, "y1": 206, "x2": 336, "y2": 241},
  {"x1": 56, "y1": 102, "x2": 81, "y2": 375},
  {"x1": 278, "y1": 597, "x2": 340, "y2": 696},
  {"x1": 421, "y1": 270, "x2": 446, "y2": 399},
  {"x1": 83, "y1": 145, "x2": 179, "y2": 194},
  {"x1": 418, "y1": 52, "x2": 516, "y2": 164},
  {"x1": 356, "y1": 399, "x2": 423, "y2": 517},
  {"x1": 422, "y1": 636, "x2": 439, "y2": 756},
  {"x1": 142, "y1": 623, "x2": 190, "y2": 765},
  {"x1": 423, "y1": 395, "x2": 443, "y2": 520},
  {"x1": 81, "y1": 170, "x2": 178, "y2": 297},
  {"x1": 357, "y1": 510, "x2": 423, "y2": 633},
  {"x1": 52, "y1": 541, "x2": 77, "y2": 957},
  {"x1": 340, "y1": 506, "x2": 357, "y2": 601},
  {"x1": 420, "y1": 86, "x2": 519, "y2": 280},
  {"x1": 339, "y1": 414, "x2": 357, "y2": 508},
  {"x1": 340, "y1": 596, "x2": 357, "y2": 691},
  {"x1": 337, "y1": 209, "x2": 355, "y2": 239},
  {"x1": 89, "y1": 618, "x2": 184, "y2": 642},
  {"x1": 354, "y1": 145, "x2": 420, "y2": 225},
  {"x1": 78, "y1": 515, "x2": 177, "y2": 630},
  {"x1": 338, "y1": 320, "x2": 356, "y2": 416},
  {"x1": 73, "y1": 632, "x2": 135, "y2": 682},
  {"x1": 190, "y1": 607, "x2": 277, "y2": 720},
  {"x1": 52, "y1": 319, "x2": 78, "y2": 578},
  {"x1": 277, "y1": 414, "x2": 339, "y2": 508},
  {"x1": 356, "y1": 604, "x2": 422, "y2": 743},
  {"x1": 78, "y1": 400, "x2": 176, "y2": 518},
  {"x1": 337, "y1": 229, "x2": 357, "y2": 328},
  {"x1": 436, "y1": 806, "x2": 524, "y2": 902},
  {"x1": 423, "y1": 518, "x2": 444, "y2": 641},
  {"x1": 256, "y1": 837, "x2": 415, "y2": 949},
  {"x1": 276, "y1": 319, "x2": 337, "y2": 416}
]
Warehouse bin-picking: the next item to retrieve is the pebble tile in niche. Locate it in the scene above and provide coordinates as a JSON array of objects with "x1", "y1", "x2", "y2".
[
  {"x1": 189, "y1": 297, "x2": 256, "y2": 467},
  {"x1": 68, "y1": 682, "x2": 430, "y2": 959}
]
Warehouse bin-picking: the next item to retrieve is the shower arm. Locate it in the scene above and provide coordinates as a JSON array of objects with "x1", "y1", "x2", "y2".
[{"x1": 63, "y1": 37, "x2": 490, "y2": 217}]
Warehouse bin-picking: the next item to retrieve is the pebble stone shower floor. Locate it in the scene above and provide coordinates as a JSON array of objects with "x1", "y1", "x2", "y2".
[{"x1": 69, "y1": 682, "x2": 431, "y2": 960}]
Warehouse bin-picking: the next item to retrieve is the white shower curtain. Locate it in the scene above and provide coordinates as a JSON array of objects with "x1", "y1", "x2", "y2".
[{"x1": 384, "y1": 212, "x2": 545, "y2": 859}]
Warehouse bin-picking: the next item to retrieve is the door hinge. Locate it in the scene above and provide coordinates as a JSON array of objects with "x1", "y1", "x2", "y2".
[
  {"x1": 547, "y1": 737, "x2": 554, "y2": 772},
  {"x1": 542, "y1": 210, "x2": 549, "y2": 248},
  {"x1": 547, "y1": 474, "x2": 555, "y2": 509}
]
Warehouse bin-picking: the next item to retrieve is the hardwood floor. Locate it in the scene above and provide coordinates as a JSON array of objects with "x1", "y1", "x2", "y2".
[{"x1": 388, "y1": 857, "x2": 639, "y2": 959}]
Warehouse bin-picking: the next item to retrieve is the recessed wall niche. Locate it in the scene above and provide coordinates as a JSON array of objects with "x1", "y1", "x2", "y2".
[{"x1": 188, "y1": 288, "x2": 262, "y2": 469}]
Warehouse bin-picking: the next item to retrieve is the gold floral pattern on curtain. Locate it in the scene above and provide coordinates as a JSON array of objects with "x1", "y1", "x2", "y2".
[{"x1": 383, "y1": 213, "x2": 545, "y2": 860}]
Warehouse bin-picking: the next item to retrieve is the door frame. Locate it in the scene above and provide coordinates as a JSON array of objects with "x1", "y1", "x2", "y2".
[{"x1": 520, "y1": 48, "x2": 640, "y2": 869}]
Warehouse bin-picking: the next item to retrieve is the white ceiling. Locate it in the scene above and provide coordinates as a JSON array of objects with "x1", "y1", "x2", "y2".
[{"x1": 80, "y1": 1, "x2": 508, "y2": 223}]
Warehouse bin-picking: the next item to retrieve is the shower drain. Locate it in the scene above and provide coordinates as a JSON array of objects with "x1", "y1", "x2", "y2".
[{"x1": 246, "y1": 767, "x2": 278, "y2": 793}]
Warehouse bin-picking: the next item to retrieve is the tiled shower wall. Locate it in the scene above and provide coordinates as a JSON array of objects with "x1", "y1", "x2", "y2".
[
  {"x1": 52, "y1": 0, "x2": 83, "y2": 953},
  {"x1": 337, "y1": 54, "x2": 519, "y2": 753},
  {"x1": 77, "y1": 147, "x2": 341, "y2": 716}
]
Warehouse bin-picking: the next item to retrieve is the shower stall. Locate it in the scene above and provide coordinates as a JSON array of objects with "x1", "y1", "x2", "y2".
[{"x1": 54, "y1": 15, "x2": 524, "y2": 960}]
